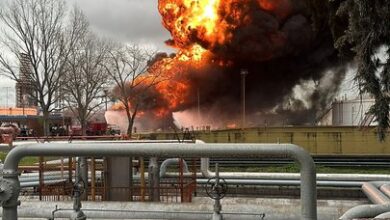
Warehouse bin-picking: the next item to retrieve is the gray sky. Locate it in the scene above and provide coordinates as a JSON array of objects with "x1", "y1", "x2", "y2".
[
  {"x1": 0, "y1": 0, "x2": 173, "y2": 107},
  {"x1": 74, "y1": 0, "x2": 172, "y2": 51}
]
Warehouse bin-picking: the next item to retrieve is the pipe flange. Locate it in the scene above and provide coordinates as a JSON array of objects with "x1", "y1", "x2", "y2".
[{"x1": 0, "y1": 178, "x2": 14, "y2": 207}]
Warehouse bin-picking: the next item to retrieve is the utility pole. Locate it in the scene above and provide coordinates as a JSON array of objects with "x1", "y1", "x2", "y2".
[
  {"x1": 197, "y1": 88, "x2": 201, "y2": 124},
  {"x1": 5, "y1": 87, "x2": 11, "y2": 107},
  {"x1": 104, "y1": 89, "x2": 108, "y2": 111},
  {"x1": 241, "y1": 69, "x2": 248, "y2": 129}
]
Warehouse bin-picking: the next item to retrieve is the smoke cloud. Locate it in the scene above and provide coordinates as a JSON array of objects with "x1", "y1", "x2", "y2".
[{"x1": 135, "y1": 0, "x2": 347, "y2": 129}]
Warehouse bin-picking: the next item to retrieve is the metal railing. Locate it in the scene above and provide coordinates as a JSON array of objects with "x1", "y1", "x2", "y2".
[{"x1": 0, "y1": 142, "x2": 317, "y2": 220}]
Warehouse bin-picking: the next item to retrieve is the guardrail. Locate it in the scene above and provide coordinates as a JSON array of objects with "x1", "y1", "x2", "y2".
[{"x1": 0, "y1": 142, "x2": 317, "y2": 220}]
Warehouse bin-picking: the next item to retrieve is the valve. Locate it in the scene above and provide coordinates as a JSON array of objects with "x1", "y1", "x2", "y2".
[
  {"x1": 71, "y1": 178, "x2": 87, "y2": 220},
  {"x1": 205, "y1": 163, "x2": 228, "y2": 200},
  {"x1": 0, "y1": 178, "x2": 14, "y2": 207},
  {"x1": 205, "y1": 177, "x2": 228, "y2": 200},
  {"x1": 205, "y1": 163, "x2": 227, "y2": 220},
  {"x1": 72, "y1": 179, "x2": 86, "y2": 198}
]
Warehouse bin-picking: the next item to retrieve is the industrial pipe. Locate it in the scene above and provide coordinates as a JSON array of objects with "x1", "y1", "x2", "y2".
[
  {"x1": 362, "y1": 182, "x2": 390, "y2": 205},
  {"x1": 14, "y1": 169, "x2": 365, "y2": 188},
  {"x1": 79, "y1": 157, "x2": 88, "y2": 201},
  {"x1": 163, "y1": 170, "x2": 390, "y2": 183},
  {"x1": 20, "y1": 179, "x2": 67, "y2": 188},
  {"x1": 196, "y1": 141, "x2": 390, "y2": 183},
  {"x1": 380, "y1": 183, "x2": 390, "y2": 198},
  {"x1": 0, "y1": 207, "x2": 265, "y2": 220},
  {"x1": 159, "y1": 158, "x2": 190, "y2": 177},
  {"x1": 339, "y1": 204, "x2": 390, "y2": 220},
  {"x1": 196, "y1": 179, "x2": 364, "y2": 187},
  {"x1": 375, "y1": 211, "x2": 390, "y2": 218},
  {"x1": 1, "y1": 142, "x2": 317, "y2": 220},
  {"x1": 339, "y1": 182, "x2": 390, "y2": 219},
  {"x1": 148, "y1": 157, "x2": 160, "y2": 202}
]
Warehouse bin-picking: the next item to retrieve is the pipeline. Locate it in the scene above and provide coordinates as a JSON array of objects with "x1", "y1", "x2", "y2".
[
  {"x1": 195, "y1": 141, "x2": 390, "y2": 183},
  {"x1": 340, "y1": 182, "x2": 390, "y2": 219},
  {"x1": 0, "y1": 142, "x2": 317, "y2": 220},
  {"x1": 375, "y1": 211, "x2": 390, "y2": 218},
  {"x1": 0, "y1": 201, "x2": 265, "y2": 220},
  {"x1": 20, "y1": 179, "x2": 67, "y2": 188},
  {"x1": 11, "y1": 209, "x2": 265, "y2": 220},
  {"x1": 18, "y1": 172, "x2": 365, "y2": 188},
  {"x1": 362, "y1": 182, "x2": 390, "y2": 205},
  {"x1": 159, "y1": 158, "x2": 190, "y2": 178},
  {"x1": 196, "y1": 179, "x2": 364, "y2": 187},
  {"x1": 148, "y1": 157, "x2": 160, "y2": 202},
  {"x1": 380, "y1": 183, "x2": 390, "y2": 198}
]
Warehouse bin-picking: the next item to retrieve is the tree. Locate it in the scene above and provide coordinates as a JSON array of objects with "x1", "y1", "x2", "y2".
[
  {"x1": 333, "y1": 0, "x2": 390, "y2": 140},
  {"x1": 62, "y1": 10, "x2": 111, "y2": 136},
  {"x1": 0, "y1": 0, "x2": 86, "y2": 135},
  {"x1": 104, "y1": 44, "x2": 162, "y2": 137}
]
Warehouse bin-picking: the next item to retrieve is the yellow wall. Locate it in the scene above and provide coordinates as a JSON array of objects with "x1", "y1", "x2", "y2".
[{"x1": 142, "y1": 126, "x2": 390, "y2": 156}]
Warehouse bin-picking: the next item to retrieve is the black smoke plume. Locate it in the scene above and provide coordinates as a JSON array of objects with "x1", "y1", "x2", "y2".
[{"x1": 152, "y1": 0, "x2": 346, "y2": 128}]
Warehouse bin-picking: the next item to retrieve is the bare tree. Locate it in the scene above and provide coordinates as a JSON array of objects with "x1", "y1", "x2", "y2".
[
  {"x1": 62, "y1": 11, "x2": 111, "y2": 136},
  {"x1": 105, "y1": 44, "x2": 163, "y2": 137},
  {"x1": 0, "y1": 0, "x2": 87, "y2": 135}
]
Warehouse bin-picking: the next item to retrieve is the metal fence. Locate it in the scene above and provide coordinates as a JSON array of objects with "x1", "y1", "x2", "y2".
[{"x1": 21, "y1": 157, "x2": 197, "y2": 203}]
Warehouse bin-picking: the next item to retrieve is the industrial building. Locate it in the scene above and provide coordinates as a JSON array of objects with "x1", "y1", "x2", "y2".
[
  {"x1": 15, "y1": 53, "x2": 38, "y2": 109},
  {"x1": 317, "y1": 96, "x2": 376, "y2": 126}
]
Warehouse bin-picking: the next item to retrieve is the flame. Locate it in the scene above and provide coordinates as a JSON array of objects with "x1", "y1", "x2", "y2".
[
  {"x1": 111, "y1": 102, "x2": 126, "y2": 111},
  {"x1": 258, "y1": 0, "x2": 292, "y2": 19},
  {"x1": 226, "y1": 123, "x2": 237, "y2": 129},
  {"x1": 258, "y1": 0, "x2": 276, "y2": 11},
  {"x1": 178, "y1": 44, "x2": 207, "y2": 62},
  {"x1": 184, "y1": 0, "x2": 220, "y2": 36},
  {"x1": 124, "y1": 0, "x2": 291, "y2": 120},
  {"x1": 159, "y1": 0, "x2": 229, "y2": 48}
]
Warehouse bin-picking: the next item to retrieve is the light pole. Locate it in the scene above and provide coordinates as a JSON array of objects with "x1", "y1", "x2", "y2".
[
  {"x1": 5, "y1": 87, "x2": 11, "y2": 107},
  {"x1": 241, "y1": 69, "x2": 248, "y2": 129},
  {"x1": 103, "y1": 89, "x2": 108, "y2": 111},
  {"x1": 197, "y1": 87, "x2": 201, "y2": 124}
]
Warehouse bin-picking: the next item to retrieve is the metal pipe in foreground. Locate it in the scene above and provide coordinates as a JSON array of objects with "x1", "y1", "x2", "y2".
[
  {"x1": 148, "y1": 157, "x2": 160, "y2": 202},
  {"x1": 339, "y1": 204, "x2": 390, "y2": 219},
  {"x1": 2, "y1": 208, "x2": 264, "y2": 220},
  {"x1": 375, "y1": 211, "x2": 390, "y2": 218},
  {"x1": 362, "y1": 182, "x2": 390, "y2": 205},
  {"x1": 339, "y1": 182, "x2": 390, "y2": 219},
  {"x1": 159, "y1": 158, "x2": 190, "y2": 177},
  {"x1": 1, "y1": 142, "x2": 317, "y2": 220},
  {"x1": 380, "y1": 184, "x2": 390, "y2": 198},
  {"x1": 195, "y1": 140, "x2": 390, "y2": 183}
]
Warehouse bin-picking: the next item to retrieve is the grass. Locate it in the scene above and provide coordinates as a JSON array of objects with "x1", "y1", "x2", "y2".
[{"x1": 0, "y1": 152, "x2": 55, "y2": 166}]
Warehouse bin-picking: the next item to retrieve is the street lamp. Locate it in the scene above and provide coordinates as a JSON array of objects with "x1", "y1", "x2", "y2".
[
  {"x1": 241, "y1": 69, "x2": 248, "y2": 129},
  {"x1": 197, "y1": 87, "x2": 201, "y2": 124},
  {"x1": 5, "y1": 86, "x2": 11, "y2": 107},
  {"x1": 103, "y1": 89, "x2": 109, "y2": 111}
]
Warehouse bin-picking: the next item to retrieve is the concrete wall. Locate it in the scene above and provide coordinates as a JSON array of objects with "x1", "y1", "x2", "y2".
[{"x1": 143, "y1": 126, "x2": 389, "y2": 156}]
